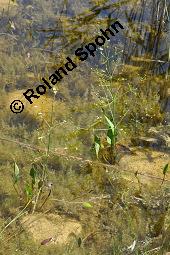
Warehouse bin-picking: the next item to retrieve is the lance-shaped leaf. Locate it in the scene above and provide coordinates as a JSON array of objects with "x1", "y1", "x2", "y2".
[
  {"x1": 13, "y1": 162, "x2": 20, "y2": 184},
  {"x1": 94, "y1": 135, "x2": 101, "y2": 158},
  {"x1": 104, "y1": 115, "x2": 115, "y2": 132},
  {"x1": 107, "y1": 128, "x2": 114, "y2": 145},
  {"x1": 30, "y1": 167, "x2": 36, "y2": 187},
  {"x1": 105, "y1": 115, "x2": 117, "y2": 145},
  {"x1": 163, "y1": 163, "x2": 169, "y2": 176}
]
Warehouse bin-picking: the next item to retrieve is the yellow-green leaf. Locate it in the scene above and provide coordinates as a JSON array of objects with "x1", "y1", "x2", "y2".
[{"x1": 82, "y1": 202, "x2": 93, "y2": 208}]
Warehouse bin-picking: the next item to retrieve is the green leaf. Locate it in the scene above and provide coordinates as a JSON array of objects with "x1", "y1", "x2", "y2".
[
  {"x1": 163, "y1": 163, "x2": 169, "y2": 176},
  {"x1": 104, "y1": 115, "x2": 115, "y2": 133},
  {"x1": 25, "y1": 184, "x2": 33, "y2": 198},
  {"x1": 82, "y1": 202, "x2": 93, "y2": 208},
  {"x1": 13, "y1": 162, "x2": 20, "y2": 184},
  {"x1": 107, "y1": 128, "x2": 114, "y2": 145},
  {"x1": 94, "y1": 135, "x2": 101, "y2": 158},
  {"x1": 77, "y1": 237, "x2": 82, "y2": 247},
  {"x1": 104, "y1": 115, "x2": 118, "y2": 141},
  {"x1": 30, "y1": 167, "x2": 36, "y2": 186}
]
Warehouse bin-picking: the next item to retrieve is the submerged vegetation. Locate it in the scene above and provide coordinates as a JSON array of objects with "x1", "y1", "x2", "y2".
[{"x1": 0, "y1": 0, "x2": 170, "y2": 254}]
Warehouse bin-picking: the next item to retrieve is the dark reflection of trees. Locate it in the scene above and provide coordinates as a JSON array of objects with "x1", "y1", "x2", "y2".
[
  {"x1": 123, "y1": 0, "x2": 170, "y2": 72},
  {"x1": 36, "y1": 0, "x2": 169, "y2": 73},
  {"x1": 42, "y1": 0, "x2": 169, "y2": 117}
]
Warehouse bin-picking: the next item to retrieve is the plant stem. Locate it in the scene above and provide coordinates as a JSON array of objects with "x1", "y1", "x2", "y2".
[{"x1": 31, "y1": 187, "x2": 42, "y2": 214}]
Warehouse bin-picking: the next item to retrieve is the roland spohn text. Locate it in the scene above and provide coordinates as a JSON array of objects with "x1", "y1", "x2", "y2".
[{"x1": 12, "y1": 20, "x2": 124, "y2": 110}]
